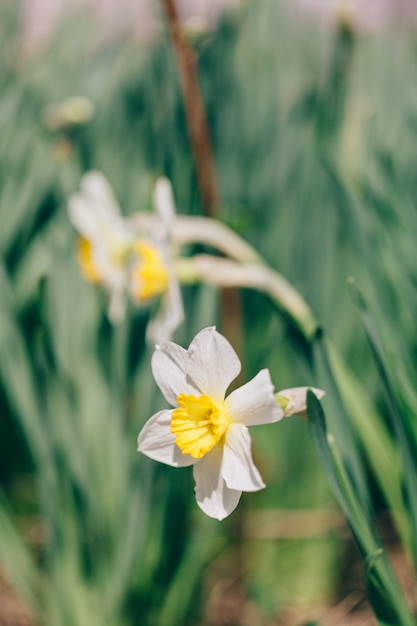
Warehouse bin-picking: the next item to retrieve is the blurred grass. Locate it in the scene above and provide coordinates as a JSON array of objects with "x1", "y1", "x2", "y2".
[{"x1": 1, "y1": 0, "x2": 417, "y2": 624}]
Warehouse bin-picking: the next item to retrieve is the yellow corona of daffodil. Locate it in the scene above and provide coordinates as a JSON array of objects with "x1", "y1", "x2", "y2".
[{"x1": 130, "y1": 242, "x2": 169, "y2": 301}]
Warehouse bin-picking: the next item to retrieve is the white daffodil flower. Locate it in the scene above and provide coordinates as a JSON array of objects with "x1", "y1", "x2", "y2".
[
  {"x1": 68, "y1": 172, "x2": 183, "y2": 341},
  {"x1": 276, "y1": 387, "x2": 325, "y2": 419},
  {"x1": 138, "y1": 326, "x2": 283, "y2": 520}
]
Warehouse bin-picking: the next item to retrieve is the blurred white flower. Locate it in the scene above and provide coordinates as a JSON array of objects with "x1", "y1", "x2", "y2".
[
  {"x1": 276, "y1": 386, "x2": 325, "y2": 418},
  {"x1": 68, "y1": 171, "x2": 183, "y2": 341},
  {"x1": 138, "y1": 326, "x2": 283, "y2": 520},
  {"x1": 20, "y1": 0, "x2": 241, "y2": 53},
  {"x1": 288, "y1": 0, "x2": 417, "y2": 33}
]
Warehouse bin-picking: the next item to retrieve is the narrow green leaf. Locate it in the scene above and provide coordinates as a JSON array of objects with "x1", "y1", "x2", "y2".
[
  {"x1": 349, "y1": 279, "x2": 417, "y2": 573},
  {"x1": 307, "y1": 391, "x2": 414, "y2": 626}
]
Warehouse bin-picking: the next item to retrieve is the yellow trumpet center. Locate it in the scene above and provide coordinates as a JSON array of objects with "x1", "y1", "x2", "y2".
[
  {"x1": 131, "y1": 242, "x2": 169, "y2": 301},
  {"x1": 171, "y1": 394, "x2": 230, "y2": 459},
  {"x1": 77, "y1": 238, "x2": 101, "y2": 283}
]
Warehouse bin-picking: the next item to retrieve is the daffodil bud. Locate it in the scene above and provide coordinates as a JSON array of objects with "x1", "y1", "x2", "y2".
[{"x1": 276, "y1": 387, "x2": 325, "y2": 419}]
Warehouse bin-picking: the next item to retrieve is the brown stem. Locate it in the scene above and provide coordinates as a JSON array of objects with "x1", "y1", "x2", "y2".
[
  {"x1": 161, "y1": 0, "x2": 242, "y2": 363},
  {"x1": 161, "y1": 0, "x2": 220, "y2": 216}
]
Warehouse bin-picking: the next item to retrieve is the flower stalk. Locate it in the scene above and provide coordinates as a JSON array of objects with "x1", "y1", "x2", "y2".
[
  {"x1": 161, "y1": 0, "x2": 220, "y2": 217},
  {"x1": 175, "y1": 253, "x2": 320, "y2": 343}
]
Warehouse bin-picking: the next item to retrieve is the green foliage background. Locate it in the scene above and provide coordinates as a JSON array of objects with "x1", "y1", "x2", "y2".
[{"x1": 1, "y1": 0, "x2": 417, "y2": 624}]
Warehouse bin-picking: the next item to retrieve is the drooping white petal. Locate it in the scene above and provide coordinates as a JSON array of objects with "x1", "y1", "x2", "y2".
[
  {"x1": 186, "y1": 327, "x2": 241, "y2": 400},
  {"x1": 146, "y1": 275, "x2": 184, "y2": 344},
  {"x1": 68, "y1": 193, "x2": 104, "y2": 243},
  {"x1": 225, "y1": 369, "x2": 283, "y2": 426},
  {"x1": 138, "y1": 410, "x2": 197, "y2": 467},
  {"x1": 153, "y1": 177, "x2": 176, "y2": 231},
  {"x1": 193, "y1": 445, "x2": 241, "y2": 520},
  {"x1": 151, "y1": 341, "x2": 198, "y2": 406},
  {"x1": 69, "y1": 171, "x2": 133, "y2": 248},
  {"x1": 277, "y1": 386, "x2": 325, "y2": 417},
  {"x1": 221, "y1": 424, "x2": 265, "y2": 492},
  {"x1": 80, "y1": 170, "x2": 121, "y2": 220}
]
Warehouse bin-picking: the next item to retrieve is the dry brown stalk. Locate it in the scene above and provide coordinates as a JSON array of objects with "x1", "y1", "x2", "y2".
[{"x1": 161, "y1": 0, "x2": 220, "y2": 216}]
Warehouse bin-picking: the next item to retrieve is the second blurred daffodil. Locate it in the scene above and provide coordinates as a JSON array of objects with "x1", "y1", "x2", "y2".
[
  {"x1": 138, "y1": 326, "x2": 325, "y2": 520},
  {"x1": 68, "y1": 171, "x2": 183, "y2": 342}
]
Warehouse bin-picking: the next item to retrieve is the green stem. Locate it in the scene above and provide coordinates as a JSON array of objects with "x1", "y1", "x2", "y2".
[
  {"x1": 308, "y1": 392, "x2": 414, "y2": 626},
  {"x1": 176, "y1": 253, "x2": 320, "y2": 341}
]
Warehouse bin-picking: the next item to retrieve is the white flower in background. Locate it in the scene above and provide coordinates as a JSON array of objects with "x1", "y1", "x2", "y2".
[
  {"x1": 288, "y1": 0, "x2": 417, "y2": 33},
  {"x1": 276, "y1": 386, "x2": 325, "y2": 418},
  {"x1": 68, "y1": 171, "x2": 183, "y2": 341},
  {"x1": 138, "y1": 326, "x2": 283, "y2": 520},
  {"x1": 20, "y1": 0, "x2": 241, "y2": 54}
]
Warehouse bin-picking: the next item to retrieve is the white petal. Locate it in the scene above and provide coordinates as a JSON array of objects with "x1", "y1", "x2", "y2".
[
  {"x1": 68, "y1": 171, "x2": 133, "y2": 247},
  {"x1": 138, "y1": 410, "x2": 196, "y2": 467},
  {"x1": 96, "y1": 256, "x2": 128, "y2": 323},
  {"x1": 221, "y1": 424, "x2": 265, "y2": 491},
  {"x1": 107, "y1": 281, "x2": 127, "y2": 324},
  {"x1": 277, "y1": 386, "x2": 325, "y2": 417},
  {"x1": 128, "y1": 212, "x2": 161, "y2": 237},
  {"x1": 80, "y1": 171, "x2": 121, "y2": 219},
  {"x1": 153, "y1": 177, "x2": 176, "y2": 230},
  {"x1": 68, "y1": 193, "x2": 104, "y2": 242},
  {"x1": 151, "y1": 341, "x2": 198, "y2": 406},
  {"x1": 225, "y1": 369, "x2": 283, "y2": 426},
  {"x1": 193, "y1": 446, "x2": 241, "y2": 520},
  {"x1": 98, "y1": 257, "x2": 126, "y2": 290},
  {"x1": 187, "y1": 327, "x2": 241, "y2": 400},
  {"x1": 145, "y1": 275, "x2": 184, "y2": 344}
]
